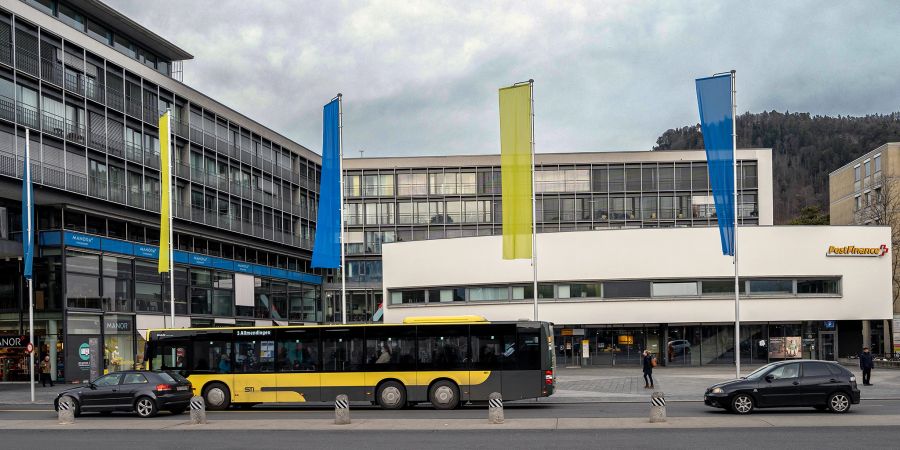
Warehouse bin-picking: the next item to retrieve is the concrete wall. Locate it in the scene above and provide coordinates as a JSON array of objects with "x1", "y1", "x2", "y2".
[{"x1": 382, "y1": 226, "x2": 893, "y2": 325}]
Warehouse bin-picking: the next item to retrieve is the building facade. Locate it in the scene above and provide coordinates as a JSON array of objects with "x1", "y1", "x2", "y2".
[
  {"x1": 0, "y1": 0, "x2": 325, "y2": 383},
  {"x1": 829, "y1": 142, "x2": 900, "y2": 355},
  {"x1": 382, "y1": 226, "x2": 893, "y2": 367},
  {"x1": 332, "y1": 149, "x2": 774, "y2": 323}
]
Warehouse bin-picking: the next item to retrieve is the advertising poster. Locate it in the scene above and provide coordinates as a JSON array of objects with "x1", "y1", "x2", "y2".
[
  {"x1": 769, "y1": 336, "x2": 802, "y2": 359},
  {"x1": 893, "y1": 316, "x2": 900, "y2": 354}
]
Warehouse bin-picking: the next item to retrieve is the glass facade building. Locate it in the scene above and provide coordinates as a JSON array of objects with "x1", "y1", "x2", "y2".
[{"x1": 0, "y1": 0, "x2": 323, "y2": 382}]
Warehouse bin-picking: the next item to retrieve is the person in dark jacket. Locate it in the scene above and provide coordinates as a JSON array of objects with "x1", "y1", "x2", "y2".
[
  {"x1": 859, "y1": 347, "x2": 875, "y2": 386},
  {"x1": 642, "y1": 350, "x2": 654, "y2": 389}
]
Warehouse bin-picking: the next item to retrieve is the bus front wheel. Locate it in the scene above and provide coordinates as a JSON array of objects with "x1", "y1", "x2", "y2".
[
  {"x1": 429, "y1": 380, "x2": 460, "y2": 410},
  {"x1": 376, "y1": 381, "x2": 407, "y2": 410},
  {"x1": 203, "y1": 382, "x2": 231, "y2": 410}
]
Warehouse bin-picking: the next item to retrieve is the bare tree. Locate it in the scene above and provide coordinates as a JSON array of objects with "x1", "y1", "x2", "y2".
[{"x1": 859, "y1": 175, "x2": 900, "y2": 313}]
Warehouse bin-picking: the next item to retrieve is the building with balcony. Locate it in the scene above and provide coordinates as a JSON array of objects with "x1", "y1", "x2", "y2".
[{"x1": 0, "y1": 0, "x2": 323, "y2": 383}]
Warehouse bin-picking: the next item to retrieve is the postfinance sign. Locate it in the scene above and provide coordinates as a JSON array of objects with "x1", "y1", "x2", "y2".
[{"x1": 826, "y1": 244, "x2": 889, "y2": 257}]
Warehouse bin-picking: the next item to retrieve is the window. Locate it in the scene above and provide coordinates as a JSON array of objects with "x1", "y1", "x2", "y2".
[
  {"x1": 471, "y1": 324, "x2": 516, "y2": 370},
  {"x1": 701, "y1": 280, "x2": 746, "y2": 296},
  {"x1": 57, "y1": 3, "x2": 85, "y2": 31},
  {"x1": 234, "y1": 337, "x2": 275, "y2": 373},
  {"x1": 603, "y1": 281, "x2": 650, "y2": 299},
  {"x1": 135, "y1": 282, "x2": 162, "y2": 312},
  {"x1": 365, "y1": 326, "x2": 416, "y2": 370},
  {"x1": 390, "y1": 290, "x2": 425, "y2": 304},
  {"x1": 417, "y1": 326, "x2": 468, "y2": 370},
  {"x1": 797, "y1": 279, "x2": 839, "y2": 295},
  {"x1": 748, "y1": 279, "x2": 793, "y2": 295},
  {"x1": 397, "y1": 173, "x2": 427, "y2": 196},
  {"x1": 277, "y1": 329, "x2": 318, "y2": 372},
  {"x1": 468, "y1": 286, "x2": 508, "y2": 302},
  {"x1": 93, "y1": 373, "x2": 122, "y2": 387},
  {"x1": 123, "y1": 373, "x2": 148, "y2": 384},
  {"x1": 191, "y1": 335, "x2": 232, "y2": 373},
  {"x1": 113, "y1": 34, "x2": 135, "y2": 58},
  {"x1": 66, "y1": 273, "x2": 101, "y2": 309},
  {"x1": 651, "y1": 282, "x2": 698, "y2": 297},
  {"x1": 560, "y1": 283, "x2": 600, "y2": 298},
  {"x1": 87, "y1": 20, "x2": 112, "y2": 45},
  {"x1": 427, "y1": 288, "x2": 465, "y2": 302},
  {"x1": 874, "y1": 155, "x2": 882, "y2": 173},
  {"x1": 768, "y1": 363, "x2": 799, "y2": 380},
  {"x1": 320, "y1": 328, "x2": 364, "y2": 372},
  {"x1": 802, "y1": 362, "x2": 833, "y2": 378}
]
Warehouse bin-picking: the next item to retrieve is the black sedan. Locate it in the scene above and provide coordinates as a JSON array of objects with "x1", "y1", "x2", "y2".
[
  {"x1": 704, "y1": 360, "x2": 860, "y2": 414},
  {"x1": 55, "y1": 370, "x2": 193, "y2": 418}
]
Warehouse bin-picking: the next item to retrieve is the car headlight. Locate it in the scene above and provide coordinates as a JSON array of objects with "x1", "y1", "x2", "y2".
[{"x1": 711, "y1": 387, "x2": 724, "y2": 394}]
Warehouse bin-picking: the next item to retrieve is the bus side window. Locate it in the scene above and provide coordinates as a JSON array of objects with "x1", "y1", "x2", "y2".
[
  {"x1": 471, "y1": 324, "x2": 515, "y2": 371},
  {"x1": 321, "y1": 328, "x2": 364, "y2": 372},
  {"x1": 192, "y1": 333, "x2": 232, "y2": 374},
  {"x1": 153, "y1": 342, "x2": 187, "y2": 371},
  {"x1": 515, "y1": 326, "x2": 541, "y2": 370}
]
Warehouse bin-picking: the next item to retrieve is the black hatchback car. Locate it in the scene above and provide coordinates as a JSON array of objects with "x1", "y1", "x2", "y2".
[
  {"x1": 54, "y1": 370, "x2": 192, "y2": 418},
  {"x1": 704, "y1": 360, "x2": 860, "y2": 414}
]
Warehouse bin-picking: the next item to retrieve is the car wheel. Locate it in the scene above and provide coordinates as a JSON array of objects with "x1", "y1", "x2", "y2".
[
  {"x1": 376, "y1": 380, "x2": 407, "y2": 410},
  {"x1": 134, "y1": 396, "x2": 159, "y2": 418},
  {"x1": 203, "y1": 382, "x2": 231, "y2": 410},
  {"x1": 731, "y1": 394, "x2": 754, "y2": 415},
  {"x1": 429, "y1": 380, "x2": 460, "y2": 410},
  {"x1": 168, "y1": 407, "x2": 187, "y2": 415},
  {"x1": 828, "y1": 392, "x2": 851, "y2": 413}
]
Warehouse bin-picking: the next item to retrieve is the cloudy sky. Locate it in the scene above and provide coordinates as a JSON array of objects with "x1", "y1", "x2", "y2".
[{"x1": 106, "y1": 0, "x2": 900, "y2": 157}]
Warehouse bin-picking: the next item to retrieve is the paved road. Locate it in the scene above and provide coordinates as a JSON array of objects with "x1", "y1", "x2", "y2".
[
  {"x1": 3, "y1": 399, "x2": 900, "y2": 420},
  {"x1": 1, "y1": 427, "x2": 895, "y2": 450}
]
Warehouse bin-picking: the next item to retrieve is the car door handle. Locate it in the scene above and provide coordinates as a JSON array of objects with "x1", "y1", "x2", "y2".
[
  {"x1": 792, "y1": 381, "x2": 799, "y2": 386},
  {"x1": 829, "y1": 379, "x2": 839, "y2": 383}
]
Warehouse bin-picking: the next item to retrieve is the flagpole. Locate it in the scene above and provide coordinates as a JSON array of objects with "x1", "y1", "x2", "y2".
[
  {"x1": 337, "y1": 93, "x2": 347, "y2": 325},
  {"x1": 528, "y1": 80, "x2": 538, "y2": 322},
  {"x1": 731, "y1": 70, "x2": 740, "y2": 379},
  {"x1": 26, "y1": 128, "x2": 34, "y2": 403},
  {"x1": 167, "y1": 109, "x2": 175, "y2": 328}
]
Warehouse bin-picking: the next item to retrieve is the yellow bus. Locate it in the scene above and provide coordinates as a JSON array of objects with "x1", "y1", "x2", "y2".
[{"x1": 146, "y1": 317, "x2": 556, "y2": 410}]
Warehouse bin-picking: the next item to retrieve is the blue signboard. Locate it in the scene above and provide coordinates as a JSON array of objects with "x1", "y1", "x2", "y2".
[
  {"x1": 234, "y1": 262, "x2": 253, "y2": 274},
  {"x1": 64, "y1": 232, "x2": 101, "y2": 250},
  {"x1": 212, "y1": 257, "x2": 234, "y2": 271},
  {"x1": 100, "y1": 237, "x2": 133, "y2": 255},
  {"x1": 39, "y1": 231, "x2": 62, "y2": 246},
  {"x1": 823, "y1": 321, "x2": 836, "y2": 330},
  {"x1": 134, "y1": 245, "x2": 159, "y2": 259}
]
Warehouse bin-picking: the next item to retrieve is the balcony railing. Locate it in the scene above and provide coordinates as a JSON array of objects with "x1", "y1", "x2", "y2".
[
  {"x1": 0, "y1": 40, "x2": 11, "y2": 67},
  {"x1": 203, "y1": 131, "x2": 215, "y2": 149},
  {"x1": 64, "y1": 71, "x2": 84, "y2": 97},
  {"x1": 126, "y1": 143, "x2": 142, "y2": 164},
  {"x1": 145, "y1": 193, "x2": 160, "y2": 212},
  {"x1": 125, "y1": 96, "x2": 141, "y2": 118},
  {"x1": 85, "y1": 80, "x2": 104, "y2": 104},
  {"x1": 15, "y1": 44, "x2": 38, "y2": 77},
  {"x1": 143, "y1": 104, "x2": 159, "y2": 124},
  {"x1": 109, "y1": 181, "x2": 125, "y2": 204},
  {"x1": 89, "y1": 128, "x2": 106, "y2": 151},
  {"x1": 43, "y1": 165, "x2": 64, "y2": 188},
  {"x1": 66, "y1": 170, "x2": 87, "y2": 194},
  {"x1": 41, "y1": 110, "x2": 65, "y2": 139},
  {"x1": 40, "y1": 57, "x2": 63, "y2": 86},
  {"x1": 144, "y1": 151, "x2": 160, "y2": 169},
  {"x1": 88, "y1": 176, "x2": 107, "y2": 199},
  {"x1": 176, "y1": 162, "x2": 190, "y2": 179},
  {"x1": 189, "y1": 126, "x2": 202, "y2": 144},
  {"x1": 65, "y1": 119, "x2": 85, "y2": 145},
  {"x1": 106, "y1": 85, "x2": 124, "y2": 111},
  {"x1": 17, "y1": 104, "x2": 39, "y2": 130},
  {"x1": 0, "y1": 95, "x2": 14, "y2": 123},
  {"x1": 108, "y1": 132, "x2": 124, "y2": 158},
  {"x1": 127, "y1": 189, "x2": 144, "y2": 209}
]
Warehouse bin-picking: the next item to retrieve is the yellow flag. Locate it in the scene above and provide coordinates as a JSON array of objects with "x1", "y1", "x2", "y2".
[
  {"x1": 158, "y1": 111, "x2": 170, "y2": 273},
  {"x1": 499, "y1": 83, "x2": 533, "y2": 259}
]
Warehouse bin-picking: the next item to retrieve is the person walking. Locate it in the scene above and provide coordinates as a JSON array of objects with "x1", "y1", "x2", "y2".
[
  {"x1": 859, "y1": 347, "x2": 875, "y2": 386},
  {"x1": 642, "y1": 350, "x2": 655, "y2": 389},
  {"x1": 39, "y1": 355, "x2": 53, "y2": 387}
]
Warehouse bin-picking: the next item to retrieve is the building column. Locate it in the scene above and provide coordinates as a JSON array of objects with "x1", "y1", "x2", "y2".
[
  {"x1": 862, "y1": 320, "x2": 872, "y2": 350},
  {"x1": 885, "y1": 319, "x2": 893, "y2": 356}
]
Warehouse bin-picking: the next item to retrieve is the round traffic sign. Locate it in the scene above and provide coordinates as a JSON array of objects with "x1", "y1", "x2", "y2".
[{"x1": 25, "y1": 342, "x2": 33, "y2": 354}]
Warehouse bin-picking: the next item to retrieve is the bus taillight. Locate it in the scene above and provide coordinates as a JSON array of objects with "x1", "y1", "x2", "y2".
[{"x1": 545, "y1": 369, "x2": 553, "y2": 385}]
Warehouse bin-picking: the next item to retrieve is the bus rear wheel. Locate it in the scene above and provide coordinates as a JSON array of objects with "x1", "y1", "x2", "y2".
[
  {"x1": 203, "y1": 382, "x2": 231, "y2": 410},
  {"x1": 377, "y1": 381, "x2": 407, "y2": 410},
  {"x1": 429, "y1": 380, "x2": 459, "y2": 410}
]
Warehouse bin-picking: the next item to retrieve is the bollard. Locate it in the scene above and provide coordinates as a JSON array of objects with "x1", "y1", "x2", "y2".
[
  {"x1": 488, "y1": 392, "x2": 504, "y2": 424},
  {"x1": 334, "y1": 394, "x2": 350, "y2": 425},
  {"x1": 57, "y1": 396, "x2": 75, "y2": 425},
  {"x1": 649, "y1": 391, "x2": 666, "y2": 423},
  {"x1": 189, "y1": 396, "x2": 207, "y2": 425}
]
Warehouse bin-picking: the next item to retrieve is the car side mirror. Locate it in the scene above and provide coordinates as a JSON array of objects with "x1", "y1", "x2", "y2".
[
  {"x1": 89, "y1": 382, "x2": 97, "y2": 389},
  {"x1": 764, "y1": 374, "x2": 774, "y2": 383}
]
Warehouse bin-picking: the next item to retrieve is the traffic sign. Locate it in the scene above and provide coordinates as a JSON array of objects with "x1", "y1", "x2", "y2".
[{"x1": 25, "y1": 342, "x2": 33, "y2": 354}]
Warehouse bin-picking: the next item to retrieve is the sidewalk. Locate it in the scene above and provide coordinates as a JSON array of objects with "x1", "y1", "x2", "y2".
[
  {"x1": 541, "y1": 364, "x2": 900, "y2": 403},
  {"x1": 2, "y1": 364, "x2": 899, "y2": 406}
]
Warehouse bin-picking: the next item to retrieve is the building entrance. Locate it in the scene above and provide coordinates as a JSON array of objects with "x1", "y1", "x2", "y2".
[{"x1": 819, "y1": 331, "x2": 836, "y2": 361}]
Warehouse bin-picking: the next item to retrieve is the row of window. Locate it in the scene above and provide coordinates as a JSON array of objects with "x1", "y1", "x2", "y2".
[
  {"x1": 389, "y1": 278, "x2": 842, "y2": 305},
  {"x1": 853, "y1": 153, "x2": 882, "y2": 192},
  {"x1": 344, "y1": 163, "x2": 759, "y2": 197},
  {"x1": 24, "y1": 0, "x2": 173, "y2": 76}
]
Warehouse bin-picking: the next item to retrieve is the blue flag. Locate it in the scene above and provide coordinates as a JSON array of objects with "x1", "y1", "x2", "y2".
[
  {"x1": 311, "y1": 99, "x2": 342, "y2": 268},
  {"x1": 22, "y1": 135, "x2": 34, "y2": 279},
  {"x1": 695, "y1": 74, "x2": 735, "y2": 256}
]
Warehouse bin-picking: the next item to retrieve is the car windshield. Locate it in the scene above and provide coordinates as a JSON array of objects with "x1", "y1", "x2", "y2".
[{"x1": 744, "y1": 364, "x2": 776, "y2": 380}]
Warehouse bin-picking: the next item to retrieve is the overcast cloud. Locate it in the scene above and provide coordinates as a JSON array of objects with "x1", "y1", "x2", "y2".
[{"x1": 105, "y1": 0, "x2": 900, "y2": 157}]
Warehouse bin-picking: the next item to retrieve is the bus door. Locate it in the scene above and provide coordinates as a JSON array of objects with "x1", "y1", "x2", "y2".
[
  {"x1": 275, "y1": 328, "x2": 321, "y2": 403},
  {"x1": 469, "y1": 325, "x2": 510, "y2": 400},
  {"x1": 502, "y1": 324, "x2": 542, "y2": 400},
  {"x1": 232, "y1": 331, "x2": 278, "y2": 404},
  {"x1": 320, "y1": 328, "x2": 366, "y2": 401}
]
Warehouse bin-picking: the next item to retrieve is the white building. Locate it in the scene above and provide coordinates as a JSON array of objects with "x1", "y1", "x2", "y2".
[{"x1": 382, "y1": 226, "x2": 892, "y2": 367}]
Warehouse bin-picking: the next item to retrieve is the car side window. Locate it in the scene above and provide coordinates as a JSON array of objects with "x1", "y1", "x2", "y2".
[
  {"x1": 94, "y1": 374, "x2": 123, "y2": 387},
  {"x1": 826, "y1": 363, "x2": 845, "y2": 376},
  {"x1": 123, "y1": 373, "x2": 148, "y2": 384},
  {"x1": 768, "y1": 363, "x2": 799, "y2": 380},
  {"x1": 802, "y1": 362, "x2": 832, "y2": 377}
]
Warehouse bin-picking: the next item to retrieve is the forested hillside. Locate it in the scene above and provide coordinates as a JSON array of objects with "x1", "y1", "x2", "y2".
[{"x1": 653, "y1": 111, "x2": 900, "y2": 223}]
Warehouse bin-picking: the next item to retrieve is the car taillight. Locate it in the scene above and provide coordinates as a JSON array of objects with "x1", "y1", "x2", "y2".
[
  {"x1": 155, "y1": 384, "x2": 174, "y2": 392},
  {"x1": 545, "y1": 369, "x2": 554, "y2": 385}
]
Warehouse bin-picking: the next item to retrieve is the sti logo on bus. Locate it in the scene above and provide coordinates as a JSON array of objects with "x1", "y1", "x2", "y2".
[{"x1": 237, "y1": 330, "x2": 271, "y2": 337}]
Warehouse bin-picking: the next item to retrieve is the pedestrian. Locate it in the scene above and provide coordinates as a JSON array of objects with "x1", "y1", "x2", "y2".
[
  {"x1": 39, "y1": 355, "x2": 53, "y2": 387},
  {"x1": 642, "y1": 350, "x2": 655, "y2": 389},
  {"x1": 859, "y1": 346, "x2": 874, "y2": 386}
]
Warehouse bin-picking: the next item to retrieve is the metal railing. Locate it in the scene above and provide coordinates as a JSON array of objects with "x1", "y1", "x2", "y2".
[
  {"x1": 189, "y1": 125, "x2": 202, "y2": 144},
  {"x1": 108, "y1": 131, "x2": 124, "y2": 158},
  {"x1": 66, "y1": 170, "x2": 87, "y2": 194},
  {"x1": 85, "y1": 80, "x2": 104, "y2": 104},
  {"x1": 106, "y1": 85, "x2": 124, "y2": 111},
  {"x1": 64, "y1": 71, "x2": 84, "y2": 96},
  {"x1": 145, "y1": 193, "x2": 160, "y2": 212},
  {"x1": 0, "y1": 40, "x2": 11, "y2": 67},
  {"x1": 42, "y1": 165, "x2": 64, "y2": 188},
  {"x1": 143, "y1": 104, "x2": 158, "y2": 124},
  {"x1": 88, "y1": 176, "x2": 107, "y2": 199},
  {"x1": 0, "y1": 94, "x2": 14, "y2": 122},
  {"x1": 40, "y1": 57, "x2": 63, "y2": 86},
  {"x1": 144, "y1": 151, "x2": 160, "y2": 169},
  {"x1": 89, "y1": 128, "x2": 106, "y2": 151},
  {"x1": 126, "y1": 142, "x2": 142, "y2": 164},
  {"x1": 15, "y1": 44, "x2": 38, "y2": 76},
  {"x1": 41, "y1": 110, "x2": 65, "y2": 139},
  {"x1": 125, "y1": 96, "x2": 141, "y2": 118},
  {"x1": 127, "y1": 189, "x2": 144, "y2": 209},
  {"x1": 176, "y1": 162, "x2": 190, "y2": 179},
  {"x1": 109, "y1": 181, "x2": 125, "y2": 204},
  {"x1": 65, "y1": 119, "x2": 85, "y2": 145}
]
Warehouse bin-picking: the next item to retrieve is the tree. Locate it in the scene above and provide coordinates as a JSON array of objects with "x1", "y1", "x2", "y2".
[
  {"x1": 788, "y1": 206, "x2": 830, "y2": 225},
  {"x1": 858, "y1": 176, "x2": 900, "y2": 313}
]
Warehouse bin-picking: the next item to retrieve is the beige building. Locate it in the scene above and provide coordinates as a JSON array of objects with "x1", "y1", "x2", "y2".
[{"x1": 829, "y1": 142, "x2": 900, "y2": 355}]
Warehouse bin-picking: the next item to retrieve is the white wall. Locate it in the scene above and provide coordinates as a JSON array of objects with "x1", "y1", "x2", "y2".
[{"x1": 382, "y1": 226, "x2": 892, "y2": 324}]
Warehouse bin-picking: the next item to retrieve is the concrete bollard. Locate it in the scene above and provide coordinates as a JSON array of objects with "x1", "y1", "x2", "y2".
[
  {"x1": 189, "y1": 396, "x2": 207, "y2": 425},
  {"x1": 649, "y1": 391, "x2": 666, "y2": 423},
  {"x1": 334, "y1": 394, "x2": 350, "y2": 425},
  {"x1": 488, "y1": 392, "x2": 504, "y2": 424},
  {"x1": 57, "y1": 396, "x2": 75, "y2": 425}
]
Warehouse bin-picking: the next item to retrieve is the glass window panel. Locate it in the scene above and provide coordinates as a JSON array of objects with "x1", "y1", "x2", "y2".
[
  {"x1": 592, "y1": 167, "x2": 608, "y2": 193},
  {"x1": 796, "y1": 279, "x2": 839, "y2": 294},
  {"x1": 66, "y1": 252, "x2": 100, "y2": 274},
  {"x1": 608, "y1": 166, "x2": 624, "y2": 192},
  {"x1": 701, "y1": 280, "x2": 746, "y2": 295},
  {"x1": 692, "y1": 164, "x2": 708, "y2": 190},
  {"x1": 603, "y1": 281, "x2": 650, "y2": 298},
  {"x1": 417, "y1": 326, "x2": 468, "y2": 370},
  {"x1": 625, "y1": 166, "x2": 641, "y2": 191},
  {"x1": 277, "y1": 329, "x2": 318, "y2": 372},
  {"x1": 468, "y1": 286, "x2": 508, "y2": 301},
  {"x1": 652, "y1": 282, "x2": 698, "y2": 297},
  {"x1": 748, "y1": 279, "x2": 793, "y2": 295},
  {"x1": 642, "y1": 166, "x2": 658, "y2": 190}
]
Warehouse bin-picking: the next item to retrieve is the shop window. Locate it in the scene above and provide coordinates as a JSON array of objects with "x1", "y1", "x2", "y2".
[
  {"x1": 66, "y1": 251, "x2": 100, "y2": 274},
  {"x1": 190, "y1": 288, "x2": 211, "y2": 315},
  {"x1": 135, "y1": 282, "x2": 162, "y2": 312},
  {"x1": 66, "y1": 273, "x2": 101, "y2": 309}
]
